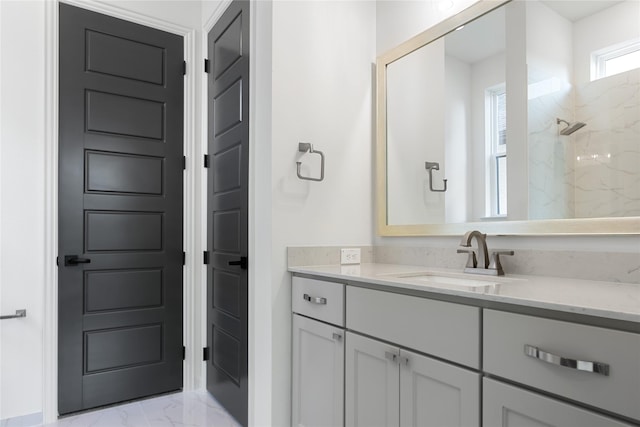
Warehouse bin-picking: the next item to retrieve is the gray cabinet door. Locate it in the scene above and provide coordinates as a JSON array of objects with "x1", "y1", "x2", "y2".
[
  {"x1": 400, "y1": 349, "x2": 480, "y2": 427},
  {"x1": 345, "y1": 332, "x2": 399, "y2": 427},
  {"x1": 292, "y1": 315, "x2": 344, "y2": 427},
  {"x1": 58, "y1": 3, "x2": 183, "y2": 415},
  {"x1": 483, "y1": 378, "x2": 634, "y2": 427}
]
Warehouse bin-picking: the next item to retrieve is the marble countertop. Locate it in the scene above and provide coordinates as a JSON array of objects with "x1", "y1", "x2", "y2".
[{"x1": 288, "y1": 263, "x2": 640, "y2": 323}]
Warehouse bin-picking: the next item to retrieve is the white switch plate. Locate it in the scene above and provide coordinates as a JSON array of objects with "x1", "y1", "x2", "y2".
[{"x1": 340, "y1": 248, "x2": 361, "y2": 265}]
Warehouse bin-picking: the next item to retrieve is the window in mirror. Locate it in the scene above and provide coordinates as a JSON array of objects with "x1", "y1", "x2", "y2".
[
  {"x1": 592, "y1": 39, "x2": 640, "y2": 80},
  {"x1": 486, "y1": 84, "x2": 507, "y2": 217}
]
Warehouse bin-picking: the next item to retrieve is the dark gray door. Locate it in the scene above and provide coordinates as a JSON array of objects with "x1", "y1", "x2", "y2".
[
  {"x1": 206, "y1": 1, "x2": 249, "y2": 425},
  {"x1": 58, "y1": 4, "x2": 184, "y2": 415}
]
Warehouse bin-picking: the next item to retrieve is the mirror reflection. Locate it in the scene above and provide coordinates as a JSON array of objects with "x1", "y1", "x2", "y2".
[{"x1": 384, "y1": 0, "x2": 639, "y2": 228}]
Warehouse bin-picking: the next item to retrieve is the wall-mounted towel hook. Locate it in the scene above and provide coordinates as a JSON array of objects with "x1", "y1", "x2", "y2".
[
  {"x1": 296, "y1": 142, "x2": 325, "y2": 182},
  {"x1": 425, "y1": 161, "x2": 447, "y2": 192}
]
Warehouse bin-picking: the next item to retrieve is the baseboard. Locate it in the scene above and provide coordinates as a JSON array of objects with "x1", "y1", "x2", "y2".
[{"x1": 0, "y1": 412, "x2": 43, "y2": 427}]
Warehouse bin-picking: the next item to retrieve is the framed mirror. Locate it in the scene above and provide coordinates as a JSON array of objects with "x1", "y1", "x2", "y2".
[{"x1": 376, "y1": 0, "x2": 640, "y2": 236}]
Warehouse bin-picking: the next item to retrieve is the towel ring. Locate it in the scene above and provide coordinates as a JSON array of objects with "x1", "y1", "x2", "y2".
[
  {"x1": 425, "y1": 161, "x2": 447, "y2": 192},
  {"x1": 296, "y1": 143, "x2": 325, "y2": 182}
]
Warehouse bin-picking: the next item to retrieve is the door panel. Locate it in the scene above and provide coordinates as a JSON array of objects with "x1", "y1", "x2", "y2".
[
  {"x1": 58, "y1": 3, "x2": 184, "y2": 415},
  {"x1": 206, "y1": 1, "x2": 250, "y2": 426},
  {"x1": 399, "y1": 349, "x2": 480, "y2": 427},
  {"x1": 292, "y1": 314, "x2": 345, "y2": 427},
  {"x1": 85, "y1": 30, "x2": 165, "y2": 84},
  {"x1": 85, "y1": 151, "x2": 164, "y2": 195},
  {"x1": 483, "y1": 378, "x2": 633, "y2": 427},
  {"x1": 345, "y1": 332, "x2": 400, "y2": 427}
]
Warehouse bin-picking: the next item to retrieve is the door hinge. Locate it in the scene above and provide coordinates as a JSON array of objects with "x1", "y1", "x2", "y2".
[
  {"x1": 183, "y1": 61, "x2": 187, "y2": 76},
  {"x1": 203, "y1": 347, "x2": 210, "y2": 361},
  {"x1": 183, "y1": 156, "x2": 186, "y2": 170},
  {"x1": 203, "y1": 251, "x2": 210, "y2": 265},
  {"x1": 204, "y1": 59, "x2": 210, "y2": 73},
  {"x1": 182, "y1": 346, "x2": 186, "y2": 360},
  {"x1": 56, "y1": 256, "x2": 59, "y2": 266},
  {"x1": 204, "y1": 154, "x2": 210, "y2": 168},
  {"x1": 182, "y1": 252, "x2": 186, "y2": 265}
]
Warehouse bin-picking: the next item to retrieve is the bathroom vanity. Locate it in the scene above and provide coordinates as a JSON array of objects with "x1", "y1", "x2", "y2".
[{"x1": 290, "y1": 264, "x2": 640, "y2": 427}]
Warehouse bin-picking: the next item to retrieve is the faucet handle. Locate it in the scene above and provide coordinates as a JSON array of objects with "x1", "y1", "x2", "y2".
[
  {"x1": 488, "y1": 250, "x2": 514, "y2": 276},
  {"x1": 457, "y1": 248, "x2": 477, "y2": 268}
]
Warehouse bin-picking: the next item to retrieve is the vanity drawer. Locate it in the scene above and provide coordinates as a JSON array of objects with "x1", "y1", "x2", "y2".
[
  {"x1": 484, "y1": 309, "x2": 640, "y2": 421},
  {"x1": 292, "y1": 276, "x2": 345, "y2": 326},
  {"x1": 346, "y1": 286, "x2": 480, "y2": 369}
]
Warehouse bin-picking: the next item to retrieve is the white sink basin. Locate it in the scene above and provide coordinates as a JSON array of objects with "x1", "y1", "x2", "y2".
[{"x1": 377, "y1": 270, "x2": 515, "y2": 289}]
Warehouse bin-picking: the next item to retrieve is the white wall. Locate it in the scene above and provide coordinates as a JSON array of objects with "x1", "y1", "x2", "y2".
[
  {"x1": 269, "y1": 1, "x2": 376, "y2": 424},
  {"x1": 387, "y1": 40, "x2": 446, "y2": 225},
  {"x1": 376, "y1": 0, "x2": 477, "y2": 55},
  {"x1": 104, "y1": 0, "x2": 202, "y2": 28},
  {"x1": 444, "y1": 55, "x2": 471, "y2": 223},
  {"x1": 0, "y1": 1, "x2": 46, "y2": 419}
]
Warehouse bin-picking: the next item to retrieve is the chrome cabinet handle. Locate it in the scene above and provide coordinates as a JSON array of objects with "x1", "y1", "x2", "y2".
[
  {"x1": 524, "y1": 344, "x2": 610, "y2": 376},
  {"x1": 385, "y1": 351, "x2": 398, "y2": 363},
  {"x1": 303, "y1": 294, "x2": 326, "y2": 305},
  {"x1": 0, "y1": 309, "x2": 26, "y2": 320},
  {"x1": 332, "y1": 333, "x2": 342, "y2": 341}
]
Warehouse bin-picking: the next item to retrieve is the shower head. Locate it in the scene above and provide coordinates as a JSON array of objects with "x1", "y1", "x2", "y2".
[{"x1": 557, "y1": 118, "x2": 587, "y2": 136}]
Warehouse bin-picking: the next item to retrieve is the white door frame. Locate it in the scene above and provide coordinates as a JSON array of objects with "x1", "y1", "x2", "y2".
[{"x1": 43, "y1": 1, "x2": 197, "y2": 421}]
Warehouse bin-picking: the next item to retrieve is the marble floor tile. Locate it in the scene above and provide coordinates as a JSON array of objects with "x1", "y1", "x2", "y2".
[
  {"x1": 140, "y1": 391, "x2": 241, "y2": 427},
  {"x1": 39, "y1": 391, "x2": 240, "y2": 427}
]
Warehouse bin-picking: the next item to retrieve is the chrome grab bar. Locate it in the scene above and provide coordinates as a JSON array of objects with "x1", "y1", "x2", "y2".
[
  {"x1": 0, "y1": 309, "x2": 27, "y2": 320},
  {"x1": 524, "y1": 344, "x2": 609, "y2": 376}
]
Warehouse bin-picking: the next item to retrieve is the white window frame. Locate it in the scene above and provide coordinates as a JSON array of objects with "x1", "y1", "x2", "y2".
[
  {"x1": 592, "y1": 38, "x2": 640, "y2": 81},
  {"x1": 485, "y1": 83, "x2": 507, "y2": 217}
]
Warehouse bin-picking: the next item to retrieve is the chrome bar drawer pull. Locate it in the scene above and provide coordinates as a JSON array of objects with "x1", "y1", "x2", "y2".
[
  {"x1": 303, "y1": 294, "x2": 327, "y2": 305},
  {"x1": 524, "y1": 344, "x2": 610, "y2": 376},
  {"x1": 0, "y1": 309, "x2": 27, "y2": 320}
]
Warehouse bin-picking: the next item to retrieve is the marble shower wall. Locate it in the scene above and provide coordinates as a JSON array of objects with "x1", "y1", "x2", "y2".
[{"x1": 573, "y1": 70, "x2": 640, "y2": 218}]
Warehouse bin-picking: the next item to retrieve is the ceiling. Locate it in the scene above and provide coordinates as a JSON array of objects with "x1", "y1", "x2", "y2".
[
  {"x1": 443, "y1": 0, "x2": 625, "y2": 64},
  {"x1": 540, "y1": 0, "x2": 624, "y2": 22}
]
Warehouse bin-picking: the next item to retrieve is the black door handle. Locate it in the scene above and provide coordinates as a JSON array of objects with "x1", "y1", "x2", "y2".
[
  {"x1": 65, "y1": 255, "x2": 92, "y2": 266},
  {"x1": 228, "y1": 256, "x2": 248, "y2": 270}
]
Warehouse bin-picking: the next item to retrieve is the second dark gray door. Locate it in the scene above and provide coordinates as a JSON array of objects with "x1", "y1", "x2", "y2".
[
  {"x1": 58, "y1": 4, "x2": 184, "y2": 415},
  {"x1": 206, "y1": 1, "x2": 250, "y2": 426}
]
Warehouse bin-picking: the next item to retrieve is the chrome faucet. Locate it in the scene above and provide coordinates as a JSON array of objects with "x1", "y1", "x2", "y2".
[
  {"x1": 459, "y1": 230, "x2": 489, "y2": 269},
  {"x1": 457, "y1": 230, "x2": 514, "y2": 276}
]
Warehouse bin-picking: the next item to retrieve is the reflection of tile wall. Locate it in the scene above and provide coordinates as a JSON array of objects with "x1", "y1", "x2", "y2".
[
  {"x1": 528, "y1": 82, "x2": 575, "y2": 220},
  {"x1": 574, "y1": 70, "x2": 640, "y2": 218}
]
